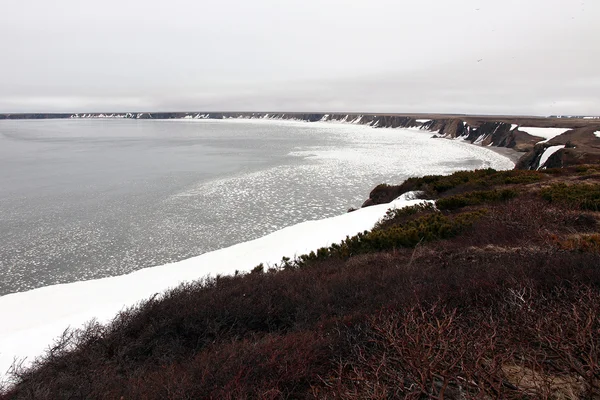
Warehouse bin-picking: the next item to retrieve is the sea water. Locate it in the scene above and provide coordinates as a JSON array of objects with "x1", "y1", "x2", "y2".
[{"x1": 0, "y1": 118, "x2": 513, "y2": 295}]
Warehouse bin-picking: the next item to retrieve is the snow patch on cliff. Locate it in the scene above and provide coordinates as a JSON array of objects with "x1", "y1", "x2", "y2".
[
  {"x1": 538, "y1": 145, "x2": 565, "y2": 169},
  {"x1": 519, "y1": 127, "x2": 571, "y2": 142}
]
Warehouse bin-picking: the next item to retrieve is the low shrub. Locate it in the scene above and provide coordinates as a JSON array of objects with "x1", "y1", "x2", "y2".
[
  {"x1": 553, "y1": 233, "x2": 600, "y2": 253},
  {"x1": 4, "y1": 239, "x2": 600, "y2": 399},
  {"x1": 436, "y1": 189, "x2": 518, "y2": 210},
  {"x1": 373, "y1": 202, "x2": 435, "y2": 231},
  {"x1": 4, "y1": 169, "x2": 600, "y2": 399},
  {"x1": 540, "y1": 183, "x2": 600, "y2": 211},
  {"x1": 394, "y1": 169, "x2": 542, "y2": 199},
  {"x1": 294, "y1": 210, "x2": 486, "y2": 267},
  {"x1": 326, "y1": 285, "x2": 600, "y2": 399}
]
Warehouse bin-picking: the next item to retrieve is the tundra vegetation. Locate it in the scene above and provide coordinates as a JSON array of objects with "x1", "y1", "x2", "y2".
[{"x1": 2, "y1": 167, "x2": 600, "y2": 399}]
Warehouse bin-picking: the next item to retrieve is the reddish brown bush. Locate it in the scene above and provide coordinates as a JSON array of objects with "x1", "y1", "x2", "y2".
[{"x1": 3, "y1": 170, "x2": 600, "y2": 399}]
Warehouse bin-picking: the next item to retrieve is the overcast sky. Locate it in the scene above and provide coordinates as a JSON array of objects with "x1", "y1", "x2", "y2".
[{"x1": 1, "y1": 0, "x2": 598, "y2": 115}]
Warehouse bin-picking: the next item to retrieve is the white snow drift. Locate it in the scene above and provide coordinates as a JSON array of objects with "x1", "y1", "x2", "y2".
[
  {"x1": 0, "y1": 196, "x2": 429, "y2": 381},
  {"x1": 518, "y1": 127, "x2": 572, "y2": 143},
  {"x1": 537, "y1": 145, "x2": 565, "y2": 169}
]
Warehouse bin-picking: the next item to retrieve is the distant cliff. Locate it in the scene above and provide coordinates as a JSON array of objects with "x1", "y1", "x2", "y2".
[{"x1": 2, "y1": 111, "x2": 599, "y2": 169}]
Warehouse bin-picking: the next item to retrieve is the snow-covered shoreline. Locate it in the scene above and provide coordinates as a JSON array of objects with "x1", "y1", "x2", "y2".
[
  {"x1": 0, "y1": 118, "x2": 516, "y2": 382},
  {"x1": 0, "y1": 196, "x2": 429, "y2": 380}
]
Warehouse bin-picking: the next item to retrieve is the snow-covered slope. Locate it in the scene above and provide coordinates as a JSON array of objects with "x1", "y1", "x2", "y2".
[
  {"x1": 537, "y1": 145, "x2": 565, "y2": 169},
  {"x1": 518, "y1": 127, "x2": 572, "y2": 142},
  {"x1": 0, "y1": 196, "x2": 429, "y2": 380}
]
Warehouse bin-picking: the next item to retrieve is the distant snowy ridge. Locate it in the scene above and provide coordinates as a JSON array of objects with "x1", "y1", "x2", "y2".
[
  {"x1": 63, "y1": 112, "x2": 551, "y2": 149},
  {"x1": 0, "y1": 195, "x2": 430, "y2": 381},
  {"x1": 518, "y1": 127, "x2": 572, "y2": 143},
  {"x1": 19, "y1": 112, "x2": 594, "y2": 158},
  {"x1": 7, "y1": 111, "x2": 600, "y2": 170}
]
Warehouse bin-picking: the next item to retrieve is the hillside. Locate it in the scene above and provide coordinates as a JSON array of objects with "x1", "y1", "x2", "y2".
[{"x1": 2, "y1": 166, "x2": 600, "y2": 399}]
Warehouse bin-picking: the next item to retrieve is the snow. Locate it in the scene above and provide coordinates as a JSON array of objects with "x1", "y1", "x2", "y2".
[
  {"x1": 537, "y1": 145, "x2": 565, "y2": 169},
  {"x1": 416, "y1": 119, "x2": 431, "y2": 123},
  {"x1": 595, "y1": 131, "x2": 600, "y2": 138},
  {"x1": 0, "y1": 116, "x2": 518, "y2": 382},
  {"x1": 396, "y1": 191, "x2": 424, "y2": 201},
  {"x1": 511, "y1": 124, "x2": 518, "y2": 131},
  {"x1": 0, "y1": 195, "x2": 430, "y2": 381},
  {"x1": 473, "y1": 134, "x2": 486, "y2": 145},
  {"x1": 518, "y1": 127, "x2": 571, "y2": 143}
]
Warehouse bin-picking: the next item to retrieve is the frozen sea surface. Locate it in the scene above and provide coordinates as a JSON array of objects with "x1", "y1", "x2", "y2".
[
  {"x1": 0, "y1": 119, "x2": 513, "y2": 295},
  {"x1": 1, "y1": 193, "x2": 434, "y2": 381}
]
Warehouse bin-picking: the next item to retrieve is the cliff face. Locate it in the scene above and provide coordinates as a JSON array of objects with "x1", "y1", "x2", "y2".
[
  {"x1": 515, "y1": 126, "x2": 600, "y2": 170},
  {"x1": 2, "y1": 111, "x2": 599, "y2": 169}
]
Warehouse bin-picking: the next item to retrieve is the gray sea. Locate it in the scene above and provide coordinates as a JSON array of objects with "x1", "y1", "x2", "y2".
[{"x1": 0, "y1": 119, "x2": 514, "y2": 295}]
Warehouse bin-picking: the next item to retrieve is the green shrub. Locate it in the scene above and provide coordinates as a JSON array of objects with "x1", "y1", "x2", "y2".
[
  {"x1": 292, "y1": 210, "x2": 487, "y2": 267},
  {"x1": 436, "y1": 189, "x2": 518, "y2": 211},
  {"x1": 575, "y1": 165, "x2": 599, "y2": 176},
  {"x1": 251, "y1": 264, "x2": 264, "y2": 274},
  {"x1": 553, "y1": 234, "x2": 600, "y2": 252},
  {"x1": 373, "y1": 203, "x2": 436, "y2": 231},
  {"x1": 576, "y1": 165, "x2": 592, "y2": 174},
  {"x1": 396, "y1": 169, "x2": 541, "y2": 198},
  {"x1": 540, "y1": 183, "x2": 600, "y2": 211},
  {"x1": 502, "y1": 173, "x2": 543, "y2": 184}
]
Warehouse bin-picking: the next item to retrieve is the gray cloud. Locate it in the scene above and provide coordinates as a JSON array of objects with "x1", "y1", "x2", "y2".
[{"x1": 1, "y1": 0, "x2": 598, "y2": 115}]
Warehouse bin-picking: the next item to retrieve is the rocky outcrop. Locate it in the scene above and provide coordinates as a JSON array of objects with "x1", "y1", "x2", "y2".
[
  {"x1": 361, "y1": 184, "x2": 406, "y2": 208},
  {"x1": 516, "y1": 127, "x2": 600, "y2": 170}
]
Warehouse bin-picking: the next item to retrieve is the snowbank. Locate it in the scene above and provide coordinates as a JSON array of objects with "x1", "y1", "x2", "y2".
[
  {"x1": 0, "y1": 196, "x2": 429, "y2": 380},
  {"x1": 538, "y1": 145, "x2": 565, "y2": 169},
  {"x1": 519, "y1": 127, "x2": 571, "y2": 143}
]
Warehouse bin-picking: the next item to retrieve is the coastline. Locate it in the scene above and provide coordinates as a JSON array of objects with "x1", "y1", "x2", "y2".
[
  {"x1": 168, "y1": 116, "x2": 521, "y2": 168},
  {"x1": 2, "y1": 119, "x2": 599, "y2": 394},
  {"x1": 7, "y1": 110, "x2": 599, "y2": 170},
  {"x1": 0, "y1": 196, "x2": 429, "y2": 381},
  {"x1": 472, "y1": 141, "x2": 523, "y2": 164},
  {"x1": 0, "y1": 119, "x2": 518, "y2": 379}
]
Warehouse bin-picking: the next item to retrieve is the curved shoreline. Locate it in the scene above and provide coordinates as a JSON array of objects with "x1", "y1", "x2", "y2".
[
  {"x1": 0, "y1": 196, "x2": 429, "y2": 380},
  {"x1": 0, "y1": 119, "x2": 515, "y2": 380},
  {"x1": 166, "y1": 116, "x2": 520, "y2": 168},
  {"x1": 0, "y1": 119, "x2": 514, "y2": 296}
]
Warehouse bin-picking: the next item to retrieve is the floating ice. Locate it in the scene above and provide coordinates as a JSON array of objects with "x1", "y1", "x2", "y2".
[
  {"x1": 0, "y1": 118, "x2": 516, "y2": 382},
  {"x1": 0, "y1": 195, "x2": 430, "y2": 381}
]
